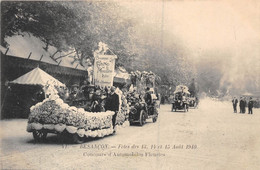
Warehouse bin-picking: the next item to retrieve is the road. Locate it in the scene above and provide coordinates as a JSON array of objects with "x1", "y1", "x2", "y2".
[{"x1": 1, "y1": 98, "x2": 260, "y2": 170}]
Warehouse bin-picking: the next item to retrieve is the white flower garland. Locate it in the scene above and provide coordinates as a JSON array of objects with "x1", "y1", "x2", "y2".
[{"x1": 27, "y1": 92, "x2": 128, "y2": 137}]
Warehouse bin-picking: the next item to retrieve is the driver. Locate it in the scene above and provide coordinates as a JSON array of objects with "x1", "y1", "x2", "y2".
[{"x1": 144, "y1": 87, "x2": 152, "y2": 106}]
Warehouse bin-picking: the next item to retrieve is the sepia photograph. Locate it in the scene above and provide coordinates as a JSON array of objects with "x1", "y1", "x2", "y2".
[{"x1": 1, "y1": 0, "x2": 260, "y2": 169}]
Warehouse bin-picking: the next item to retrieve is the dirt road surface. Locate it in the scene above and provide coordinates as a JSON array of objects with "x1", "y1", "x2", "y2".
[{"x1": 1, "y1": 98, "x2": 260, "y2": 170}]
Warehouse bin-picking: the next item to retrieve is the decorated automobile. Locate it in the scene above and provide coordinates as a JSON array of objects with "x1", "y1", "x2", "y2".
[
  {"x1": 188, "y1": 96, "x2": 199, "y2": 109},
  {"x1": 189, "y1": 97, "x2": 196, "y2": 108},
  {"x1": 127, "y1": 70, "x2": 160, "y2": 126},
  {"x1": 171, "y1": 85, "x2": 190, "y2": 112},
  {"x1": 127, "y1": 91, "x2": 158, "y2": 126},
  {"x1": 26, "y1": 82, "x2": 128, "y2": 144}
]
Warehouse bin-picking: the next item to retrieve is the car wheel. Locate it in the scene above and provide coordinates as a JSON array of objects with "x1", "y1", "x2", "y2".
[
  {"x1": 152, "y1": 116, "x2": 157, "y2": 122},
  {"x1": 72, "y1": 133, "x2": 85, "y2": 144},
  {"x1": 153, "y1": 108, "x2": 158, "y2": 123},
  {"x1": 33, "y1": 130, "x2": 47, "y2": 142},
  {"x1": 139, "y1": 110, "x2": 146, "y2": 126}
]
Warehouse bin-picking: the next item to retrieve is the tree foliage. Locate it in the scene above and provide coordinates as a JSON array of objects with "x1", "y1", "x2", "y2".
[
  {"x1": 1, "y1": 1, "x2": 135, "y2": 65},
  {"x1": 1, "y1": 1, "x2": 195, "y2": 88}
]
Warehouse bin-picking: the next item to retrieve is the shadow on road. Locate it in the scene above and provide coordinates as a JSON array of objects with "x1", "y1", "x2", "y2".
[{"x1": 26, "y1": 133, "x2": 115, "y2": 145}]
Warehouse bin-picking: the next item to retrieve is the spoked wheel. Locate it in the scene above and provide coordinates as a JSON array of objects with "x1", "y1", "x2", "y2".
[
  {"x1": 33, "y1": 130, "x2": 47, "y2": 142},
  {"x1": 152, "y1": 116, "x2": 158, "y2": 123},
  {"x1": 139, "y1": 110, "x2": 146, "y2": 126},
  {"x1": 129, "y1": 121, "x2": 134, "y2": 126},
  {"x1": 152, "y1": 109, "x2": 158, "y2": 123},
  {"x1": 72, "y1": 133, "x2": 85, "y2": 144},
  {"x1": 184, "y1": 105, "x2": 187, "y2": 112}
]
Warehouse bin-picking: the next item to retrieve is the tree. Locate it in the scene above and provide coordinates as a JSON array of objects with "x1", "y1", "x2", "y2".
[
  {"x1": 1, "y1": 1, "x2": 195, "y2": 87},
  {"x1": 1, "y1": 1, "x2": 135, "y2": 65}
]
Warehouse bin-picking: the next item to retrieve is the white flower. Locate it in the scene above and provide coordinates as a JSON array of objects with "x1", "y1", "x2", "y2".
[
  {"x1": 77, "y1": 108, "x2": 85, "y2": 113},
  {"x1": 69, "y1": 106, "x2": 78, "y2": 112},
  {"x1": 55, "y1": 98, "x2": 64, "y2": 105},
  {"x1": 60, "y1": 103, "x2": 69, "y2": 110},
  {"x1": 30, "y1": 105, "x2": 35, "y2": 112}
]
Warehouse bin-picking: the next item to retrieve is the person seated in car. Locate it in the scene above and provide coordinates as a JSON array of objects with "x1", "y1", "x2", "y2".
[
  {"x1": 176, "y1": 92, "x2": 184, "y2": 106},
  {"x1": 144, "y1": 87, "x2": 152, "y2": 106},
  {"x1": 67, "y1": 84, "x2": 80, "y2": 105},
  {"x1": 90, "y1": 90, "x2": 104, "y2": 112}
]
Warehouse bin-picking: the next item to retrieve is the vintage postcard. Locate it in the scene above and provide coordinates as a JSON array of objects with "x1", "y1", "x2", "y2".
[{"x1": 1, "y1": 0, "x2": 260, "y2": 169}]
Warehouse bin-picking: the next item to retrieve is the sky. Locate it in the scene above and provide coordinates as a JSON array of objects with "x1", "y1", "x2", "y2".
[{"x1": 120, "y1": 0, "x2": 260, "y2": 92}]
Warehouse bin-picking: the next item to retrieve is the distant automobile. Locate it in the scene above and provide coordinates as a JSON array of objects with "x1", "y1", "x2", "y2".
[
  {"x1": 171, "y1": 85, "x2": 190, "y2": 112},
  {"x1": 189, "y1": 97, "x2": 196, "y2": 108}
]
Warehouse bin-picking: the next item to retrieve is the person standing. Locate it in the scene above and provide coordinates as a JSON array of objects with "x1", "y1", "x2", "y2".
[
  {"x1": 156, "y1": 93, "x2": 161, "y2": 108},
  {"x1": 144, "y1": 87, "x2": 152, "y2": 106},
  {"x1": 242, "y1": 97, "x2": 247, "y2": 113},
  {"x1": 232, "y1": 97, "x2": 238, "y2": 113},
  {"x1": 239, "y1": 97, "x2": 243, "y2": 113},
  {"x1": 105, "y1": 86, "x2": 119, "y2": 129},
  {"x1": 248, "y1": 97, "x2": 254, "y2": 114},
  {"x1": 144, "y1": 87, "x2": 153, "y2": 115},
  {"x1": 195, "y1": 96, "x2": 199, "y2": 108},
  {"x1": 161, "y1": 95, "x2": 165, "y2": 104}
]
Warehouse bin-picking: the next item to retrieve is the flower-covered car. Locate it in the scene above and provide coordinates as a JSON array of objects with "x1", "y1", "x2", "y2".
[
  {"x1": 171, "y1": 85, "x2": 190, "y2": 112},
  {"x1": 27, "y1": 94, "x2": 116, "y2": 143},
  {"x1": 127, "y1": 92, "x2": 158, "y2": 126},
  {"x1": 26, "y1": 83, "x2": 128, "y2": 144}
]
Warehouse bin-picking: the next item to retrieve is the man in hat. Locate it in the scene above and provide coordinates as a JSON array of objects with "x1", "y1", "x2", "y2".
[
  {"x1": 248, "y1": 97, "x2": 254, "y2": 114},
  {"x1": 71, "y1": 84, "x2": 79, "y2": 97},
  {"x1": 90, "y1": 90, "x2": 103, "y2": 112},
  {"x1": 144, "y1": 87, "x2": 152, "y2": 106},
  {"x1": 105, "y1": 86, "x2": 119, "y2": 129},
  {"x1": 239, "y1": 97, "x2": 243, "y2": 113},
  {"x1": 232, "y1": 97, "x2": 238, "y2": 113},
  {"x1": 67, "y1": 84, "x2": 80, "y2": 105},
  {"x1": 144, "y1": 87, "x2": 153, "y2": 115},
  {"x1": 80, "y1": 80, "x2": 90, "y2": 99},
  {"x1": 242, "y1": 97, "x2": 247, "y2": 113}
]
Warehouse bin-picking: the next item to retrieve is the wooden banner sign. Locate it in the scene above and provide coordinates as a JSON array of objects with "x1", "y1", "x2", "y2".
[{"x1": 93, "y1": 54, "x2": 117, "y2": 87}]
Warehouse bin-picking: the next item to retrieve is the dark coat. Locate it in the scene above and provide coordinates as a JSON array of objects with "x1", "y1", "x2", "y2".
[
  {"x1": 248, "y1": 100, "x2": 254, "y2": 108},
  {"x1": 232, "y1": 99, "x2": 238, "y2": 105},
  {"x1": 105, "y1": 93, "x2": 119, "y2": 112},
  {"x1": 90, "y1": 94, "x2": 104, "y2": 112},
  {"x1": 239, "y1": 100, "x2": 244, "y2": 107},
  {"x1": 144, "y1": 92, "x2": 152, "y2": 105}
]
